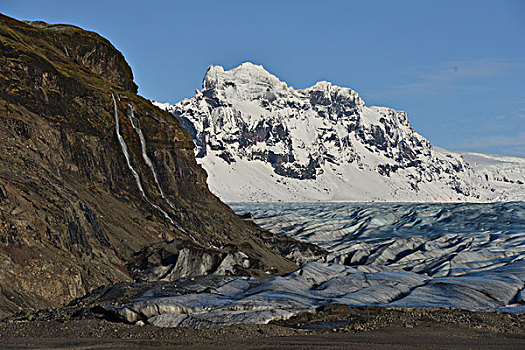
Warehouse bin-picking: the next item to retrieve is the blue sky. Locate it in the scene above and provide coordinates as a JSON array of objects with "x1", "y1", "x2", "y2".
[{"x1": 3, "y1": 0, "x2": 525, "y2": 156}]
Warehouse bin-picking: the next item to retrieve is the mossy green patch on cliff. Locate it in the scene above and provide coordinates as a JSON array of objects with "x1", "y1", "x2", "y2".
[{"x1": 0, "y1": 13, "x2": 143, "y2": 135}]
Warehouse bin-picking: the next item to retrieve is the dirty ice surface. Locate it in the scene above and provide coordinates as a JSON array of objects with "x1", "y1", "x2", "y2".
[{"x1": 104, "y1": 202, "x2": 525, "y2": 327}]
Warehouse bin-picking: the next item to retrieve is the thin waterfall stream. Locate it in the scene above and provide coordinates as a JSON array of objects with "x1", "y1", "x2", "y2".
[
  {"x1": 112, "y1": 94, "x2": 199, "y2": 243},
  {"x1": 126, "y1": 105, "x2": 180, "y2": 213},
  {"x1": 126, "y1": 104, "x2": 196, "y2": 239},
  {"x1": 113, "y1": 94, "x2": 176, "y2": 226}
]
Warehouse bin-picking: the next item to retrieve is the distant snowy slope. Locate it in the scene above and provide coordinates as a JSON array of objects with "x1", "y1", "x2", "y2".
[
  {"x1": 455, "y1": 151, "x2": 525, "y2": 201},
  {"x1": 154, "y1": 62, "x2": 525, "y2": 202}
]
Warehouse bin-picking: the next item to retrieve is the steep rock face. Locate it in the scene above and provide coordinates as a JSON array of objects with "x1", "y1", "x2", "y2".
[
  {"x1": 156, "y1": 63, "x2": 525, "y2": 202},
  {"x1": 0, "y1": 15, "x2": 303, "y2": 318}
]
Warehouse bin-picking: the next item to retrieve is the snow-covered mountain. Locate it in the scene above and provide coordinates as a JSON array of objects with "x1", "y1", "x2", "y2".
[{"x1": 154, "y1": 62, "x2": 525, "y2": 202}]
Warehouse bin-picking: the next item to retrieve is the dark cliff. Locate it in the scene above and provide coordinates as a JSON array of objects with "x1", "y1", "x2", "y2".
[{"x1": 0, "y1": 14, "x2": 322, "y2": 318}]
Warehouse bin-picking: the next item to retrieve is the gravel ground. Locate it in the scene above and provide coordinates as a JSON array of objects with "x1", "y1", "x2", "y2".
[{"x1": 1, "y1": 306, "x2": 524, "y2": 349}]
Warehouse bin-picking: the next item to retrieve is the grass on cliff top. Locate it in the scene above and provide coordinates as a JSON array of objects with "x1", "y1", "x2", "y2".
[{"x1": 0, "y1": 14, "x2": 177, "y2": 133}]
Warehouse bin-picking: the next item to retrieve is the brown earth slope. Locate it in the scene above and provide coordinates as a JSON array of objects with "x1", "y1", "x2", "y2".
[{"x1": 0, "y1": 14, "x2": 323, "y2": 318}]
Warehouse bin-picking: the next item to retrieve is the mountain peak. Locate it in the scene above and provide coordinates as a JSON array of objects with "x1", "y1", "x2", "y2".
[
  {"x1": 232, "y1": 61, "x2": 267, "y2": 72},
  {"x1": 156, "y1": 63, "x2": 525, "y2": 203},
  {"x1": 202, "y1": 62, "x2": 288, "y2": 94},
  {"x1": 302, "y1": 80, "x2": 365, "y2": 108}
]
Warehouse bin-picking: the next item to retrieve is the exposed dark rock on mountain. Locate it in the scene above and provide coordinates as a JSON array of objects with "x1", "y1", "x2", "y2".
[{"x1": 0, "y1": 14, "x2": 313, "y2": 318}]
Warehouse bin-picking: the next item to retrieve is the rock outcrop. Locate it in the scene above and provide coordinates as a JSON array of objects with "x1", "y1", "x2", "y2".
[{"x1": 0, "y1": 15, "x2": 309, "y2": 318}]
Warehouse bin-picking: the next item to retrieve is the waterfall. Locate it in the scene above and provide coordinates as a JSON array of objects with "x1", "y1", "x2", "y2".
[
  {"x1": 126, "y1": 104, "x2": 196, "y2": 240},
  {"x1": 113, "y1": 94, "x2": 147, "y2": 198},
  {"x1": 127, "y1": 105, "x2": 179, "y2": 213},
  {"x1": 112, "y1": 94, "x2": 199, "y2": 244},
  {"x1": 112, "y1": 94, "x2": 176, "y2": 226}
]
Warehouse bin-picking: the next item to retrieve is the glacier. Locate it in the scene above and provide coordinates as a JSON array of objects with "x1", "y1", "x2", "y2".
[{"x1": 100, "y1": 201, "x2": 525, "y2": 327}]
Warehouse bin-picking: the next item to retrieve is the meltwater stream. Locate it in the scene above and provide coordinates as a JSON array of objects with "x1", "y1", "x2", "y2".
[
  {"x1": 112, "y1": 95, "x2": 178, "y2": 229},
  {"x1": 126, "y1": 105, "x2": 196, "y2": 241},
  {"x1": 113, "y1": 94, "x2": 146, "y2": 198},
  {"x1": 127, "y1": 105, "x2": 179, "y2": 214},
  {"x1": 105, "y1": 201, "x2": 525, "y2": 327}
]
